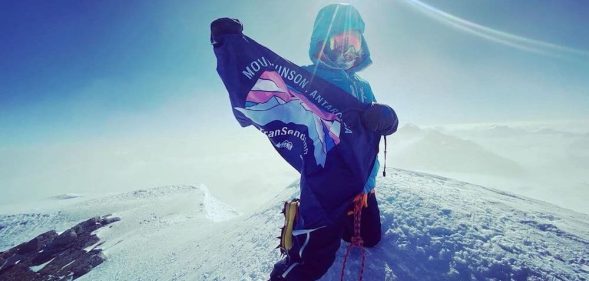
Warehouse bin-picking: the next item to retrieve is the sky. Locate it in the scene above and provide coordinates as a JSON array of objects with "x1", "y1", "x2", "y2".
[{"x1": 0, "y1": 0, "x2": 588, "y2": 208}]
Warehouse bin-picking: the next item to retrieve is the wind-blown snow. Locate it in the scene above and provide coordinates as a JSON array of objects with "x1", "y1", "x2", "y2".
[
  {"x1": 198, "y1": 184, "x2": 240, "y2": 222},
  {"x1": 2, "y1": 170, "x2": 588, "y2": 280},
  {"x1": 51, "y1": 193, "x2": 83, "y2": 200}
]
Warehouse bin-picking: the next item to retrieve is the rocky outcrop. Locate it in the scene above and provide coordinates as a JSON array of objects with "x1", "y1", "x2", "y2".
[{"x1": 0, "y1": 215, "x2": 119, "y2": 281}]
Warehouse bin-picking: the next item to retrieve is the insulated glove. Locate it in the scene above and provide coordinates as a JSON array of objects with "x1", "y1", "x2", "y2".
[
  {"x1": 210, "y1": 18, "x2": 243, "y2": 46},
  {"x1": 362, "y1": 103, "x2": 398, "y2": 136}
]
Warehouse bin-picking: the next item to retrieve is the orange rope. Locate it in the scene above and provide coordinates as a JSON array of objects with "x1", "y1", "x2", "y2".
[{"x1": 341, "y1": 193, "x2": 367, "y2": 281}]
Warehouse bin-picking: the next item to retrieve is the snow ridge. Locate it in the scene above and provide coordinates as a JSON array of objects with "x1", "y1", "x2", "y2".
[
  {"x1": 3, "y1": 172, "x2": 588, "y2": 280},
  {"x1": 198, "y1": 184, "x2": 240, "y2": 222}
]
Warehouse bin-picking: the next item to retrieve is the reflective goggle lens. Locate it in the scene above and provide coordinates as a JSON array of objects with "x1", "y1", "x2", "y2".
[{"x1": 329, "y1": 31, "x2": 362, "y2": 53}]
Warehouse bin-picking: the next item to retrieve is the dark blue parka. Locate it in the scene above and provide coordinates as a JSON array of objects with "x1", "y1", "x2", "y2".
[{"x1": 302, "y1": 3, "x2": 380, "y2": 193}]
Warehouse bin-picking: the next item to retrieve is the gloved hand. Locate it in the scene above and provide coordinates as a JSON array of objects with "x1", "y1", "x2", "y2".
[
  {"x1": 362, "y1": 103, "x2": 398, "y2": 136},
  {"x1": 210, "y1": 18, "x2": 243, "y2": 47}
]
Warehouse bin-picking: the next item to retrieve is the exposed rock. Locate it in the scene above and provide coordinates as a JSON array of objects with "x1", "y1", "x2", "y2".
[{"x1": 0, "y1": 215, "x2": 119, "y2": 281}]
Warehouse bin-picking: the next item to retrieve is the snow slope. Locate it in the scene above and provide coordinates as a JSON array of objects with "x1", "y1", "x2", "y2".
[{"x1": 1, "y1": 170, "x2": 588, "y2": 280}]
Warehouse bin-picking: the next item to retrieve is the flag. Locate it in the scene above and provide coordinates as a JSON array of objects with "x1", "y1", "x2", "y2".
[{"x1": 211, "y1": 18, "x2": 380, "y2": 225}]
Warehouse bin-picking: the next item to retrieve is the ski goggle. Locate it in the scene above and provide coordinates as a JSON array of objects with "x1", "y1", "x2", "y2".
[{"x1": 328, "y1": 31, "x2": 362, "y2": 54}]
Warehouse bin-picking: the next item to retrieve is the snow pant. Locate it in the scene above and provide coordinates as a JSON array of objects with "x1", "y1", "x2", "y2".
[{"x1": 270, "y1": 192, "x2": 381, "y2": 281}]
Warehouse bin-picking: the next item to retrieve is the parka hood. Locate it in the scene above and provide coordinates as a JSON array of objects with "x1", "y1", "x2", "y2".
[{"x1": 309, "y1": 4, "x2": 372, "y2": 73}]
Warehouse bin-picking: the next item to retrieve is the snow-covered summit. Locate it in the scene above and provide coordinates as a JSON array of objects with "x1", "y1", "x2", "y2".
[
  {"x1": 2, "y1": 170, "x2": 588, "y2": 280},
  {"x1": 166, "y1": 169, "x2": 587, "y2": 281},
  {"x1": 0, "y1": 185, "x2": 239, "y2": 252}
]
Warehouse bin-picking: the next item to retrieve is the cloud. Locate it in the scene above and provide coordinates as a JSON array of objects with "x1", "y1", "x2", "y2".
[{"x1": 402, "y1": 0, "x2": 589, "y2": 60}]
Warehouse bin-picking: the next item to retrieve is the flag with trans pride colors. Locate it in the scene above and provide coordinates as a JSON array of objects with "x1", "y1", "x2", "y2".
[{"x1": 211, "y1": 18, "x2": 380, "y2": 224}]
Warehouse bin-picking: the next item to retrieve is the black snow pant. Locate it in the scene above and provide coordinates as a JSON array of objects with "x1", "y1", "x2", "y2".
[{"x1": 270, "y1": 192, "x2": 381, "y2": 281}]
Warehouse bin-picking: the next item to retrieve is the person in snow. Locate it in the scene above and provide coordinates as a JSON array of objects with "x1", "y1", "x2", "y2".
[{"x1": 271, "y1": 4, "x2": 398, "y2": 280}]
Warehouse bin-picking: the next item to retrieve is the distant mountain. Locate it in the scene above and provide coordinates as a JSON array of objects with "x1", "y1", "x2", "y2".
[
  {"x1": 446, "y1": 123, "x2": 585, "y2": 139},
  {"x1": 389, "y1": 124, "x2": 525, "y2": 177}
]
